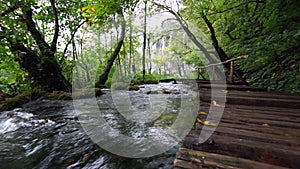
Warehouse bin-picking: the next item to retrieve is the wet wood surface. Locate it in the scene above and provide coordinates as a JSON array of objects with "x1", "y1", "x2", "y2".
[{"x1": 174, "y1": 82, "x2": 300, "y2": 169}]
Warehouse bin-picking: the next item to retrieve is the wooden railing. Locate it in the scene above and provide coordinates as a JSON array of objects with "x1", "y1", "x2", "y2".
[{"x1": 196, "y1": 55, "x2": 249, "y2": 83}]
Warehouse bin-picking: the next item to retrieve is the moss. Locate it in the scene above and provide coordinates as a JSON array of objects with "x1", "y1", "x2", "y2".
[
  {"x1": 0, "y1": 90, "x2": 41, "y2": 111},
  {"x1": 0, "y1": 93, "x2": 30, "y2": 111},
  {"x1": 47, "y1": 93, "x2": 72, "y2": 100},
  {"x1": 131, "y1": 73, "x2": 159, "y2": 85},
  {"x1": 0, "y1": 89, "x2": 72, "y2": 111}
]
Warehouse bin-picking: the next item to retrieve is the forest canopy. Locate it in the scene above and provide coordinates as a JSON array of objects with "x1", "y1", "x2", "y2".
[{"x1": 0, "y1": 0, "x2": 299, "y2": 94}]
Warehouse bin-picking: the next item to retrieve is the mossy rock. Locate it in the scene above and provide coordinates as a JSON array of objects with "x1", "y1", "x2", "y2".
[
  {"x1": 162, "y1": 89, "x2": 172, "y2": 94},
  {"x1": 146, "y1": 90, "x2": 159, "y2": 94},
  {"x1": 0, "y1": 93, "x2": 30, "y2": 111},
  {"x1": 128, "y1": 85, "x2": 140, "y2": 91},
  {"x1": 72, "y1": 87, "x2": 104, "y2": 99},
  {"x1": 95, "y1": 88, "x2": 104, "y2": 96},
  {"x1": 144, "y1": 79, "x2": 159, "y2": 84}
]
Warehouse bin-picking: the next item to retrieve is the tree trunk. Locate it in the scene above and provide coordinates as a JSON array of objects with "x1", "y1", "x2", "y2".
[
  {"x1": 142, "y1": 0, "x2": 147, "y2": 83},
  {"x1": 168, "y1": 10, "x2": 225, "y2": 80},
  {"x1": 1, "y1": 4, "x2": 71, "y2": 92},
  {"x1": 147, "y1": 37, "x2": 152, "y2": 74},
  {"x1": 202, "y1": 14, "x2": 247, "y2": 84},
  {"x1": 177, "y1": 57, "x2": 182, "y2": 77},
  {"x1": 8, "y1": 41, "x2": 71, "y2": 92},
  {"x1": 72, "y1": 39, "x2": 81, "y2": 87},
  {"x1": 39, "y1": 57, "x2": 71, "y2": 92},
  {"x1": 96, "y1": 13, "x2": 126, "y2": 86},
  {"x1": 129, "y1": 17, "x2": 133, "y2": 74},
  {"x1": 122, "y1": 42, "x2": 128, "y2": 76}
]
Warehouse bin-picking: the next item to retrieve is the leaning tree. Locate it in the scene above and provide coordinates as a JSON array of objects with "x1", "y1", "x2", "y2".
[{"x1": 0, "y1": 0, "x2": 85, "y2": 92}]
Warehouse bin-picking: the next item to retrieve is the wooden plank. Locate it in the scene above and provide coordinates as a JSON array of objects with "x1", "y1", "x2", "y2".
[
  {"x1": 174, "y1": 158, "x2": 240, "y2": 169},
  {"x1": 197, "y1": 112, "x2": 300, "y2": 138},
  {"x1": 183, "y1": 132, "x2": 300, "y2": 168},
  {"x1": 223, "y1": 109, "x2": 300, "y2": 123},
  {"x1": 175, "y1": 148, "x2": 289, "y2": 169},
  {"x1": 198, "y1": 84, "x2": 267, "y2": 92},
  {"x1": 223, "y1": 106, "x2": 300, "y2": 118},
  {"x1": 202, "y1": 104, "x2": 299, "y2": 116},
  {"x1": 218, "y1": 120, "x2": 300, "y2": 137},
  {"x1": 198, "y1": 105, "x2": 300, "y2": 136},
  {"x1": 236, "y1": 118, "x2": 300, "y2": 129},
  {"x1": 210, "y1": 126, "x2": 300, "y2": 147},
  {"x1": 174, "y1": 159, "x2": 200, "y2": 169},
  {"x1": 200, "y1": 92, "x2": 300, "y2": 103},
  {"x1": 224, "y1": 104, "x2": 300, "y2": 114},
  {"x1": 200, "y1": 90, "x2": 300, "y2": 100},
  {"x1": 220, "y1": 115, "x2": 300, "y2": 129},
  {"x1": 200, "y1": 94, "x2": 300, "y2": 109},
  {"x1": 218, "y1": 119, "x2": 300, "y2": 131}
]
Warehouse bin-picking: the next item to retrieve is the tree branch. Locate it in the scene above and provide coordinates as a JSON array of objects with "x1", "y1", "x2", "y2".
[
  {"x1": 153, "y1": 2, "x2": 225, "y2": 80},
  {"x1": 201, "y1": 14, "x2": 247, "y2": 83},
  {"x1": 1, "y1": 5, "x2": 20, "y2": 17},
  {"x1": 50, "y1": 0, "x2": 59, "y2": 53},
  {"x1": 61, "y1": 20, "x2": 86, "y2": 61},
  {"x1": 207, "y1": 0, "x2": 266, "y2": 16},
  {"x1": 21, "y1": 6, "x2": 51, "y2": 56}
]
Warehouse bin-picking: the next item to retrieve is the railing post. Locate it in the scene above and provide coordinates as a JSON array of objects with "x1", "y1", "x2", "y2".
[
  {"x1": 212, "y1": 65, "x2": 215, "y2": 81},
  {"x1": 230, "y1": 61, "x2": 234, "y2": 83}
]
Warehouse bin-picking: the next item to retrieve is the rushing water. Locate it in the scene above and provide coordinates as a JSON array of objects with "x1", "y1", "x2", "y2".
[{"x1": 0, "y1": 83, "x2": 199, "y2": 169}]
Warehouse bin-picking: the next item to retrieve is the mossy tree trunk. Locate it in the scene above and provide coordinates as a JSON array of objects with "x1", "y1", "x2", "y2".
[
  {"x1": 1, "y1": 3, "x2": 71, "y2": 92},
  {"x1": 8, "y1": 41, "x2": 71, "y2": 92}
]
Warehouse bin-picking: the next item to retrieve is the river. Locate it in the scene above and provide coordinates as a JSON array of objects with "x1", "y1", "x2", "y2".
[{"x1": 0, "y1": 83, "x2": 199, "y2": 169}]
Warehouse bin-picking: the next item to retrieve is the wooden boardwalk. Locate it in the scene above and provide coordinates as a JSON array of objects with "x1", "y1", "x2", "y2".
[{"x1": 174, "y1": 81, "x2": 300, "y2": 169}]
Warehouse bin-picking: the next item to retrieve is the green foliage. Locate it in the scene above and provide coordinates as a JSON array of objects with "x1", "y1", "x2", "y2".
[
  {"x1": 60, "y1": 58, "x2": 76, "y2": 82},
  {"x1": 180, "y1": 0, "x2": 300, "y2": 93},
  {"x1": 103, "y1": 66, "x2": 117, "y2": 88},
  {"x1": 0, "y1": 0, "x2": 87, "y2": 92},
  {"x1": 222, "y1": 0, "x2": 300, "y2": 93},
  {"x1": 1, "y1": 0, "x2": 298, "y2": 94},
  {"x1": 0, "y1": 47, "x2": 32, "y2": 93},
  {"x1": 131, "y1": 73, "x2": 159, "y2": 84}
]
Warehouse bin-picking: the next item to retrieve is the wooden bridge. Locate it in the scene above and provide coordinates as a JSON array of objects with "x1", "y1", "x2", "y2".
[{"x1": 174, "y1": 80, "x2": 300, "y2": 169}]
